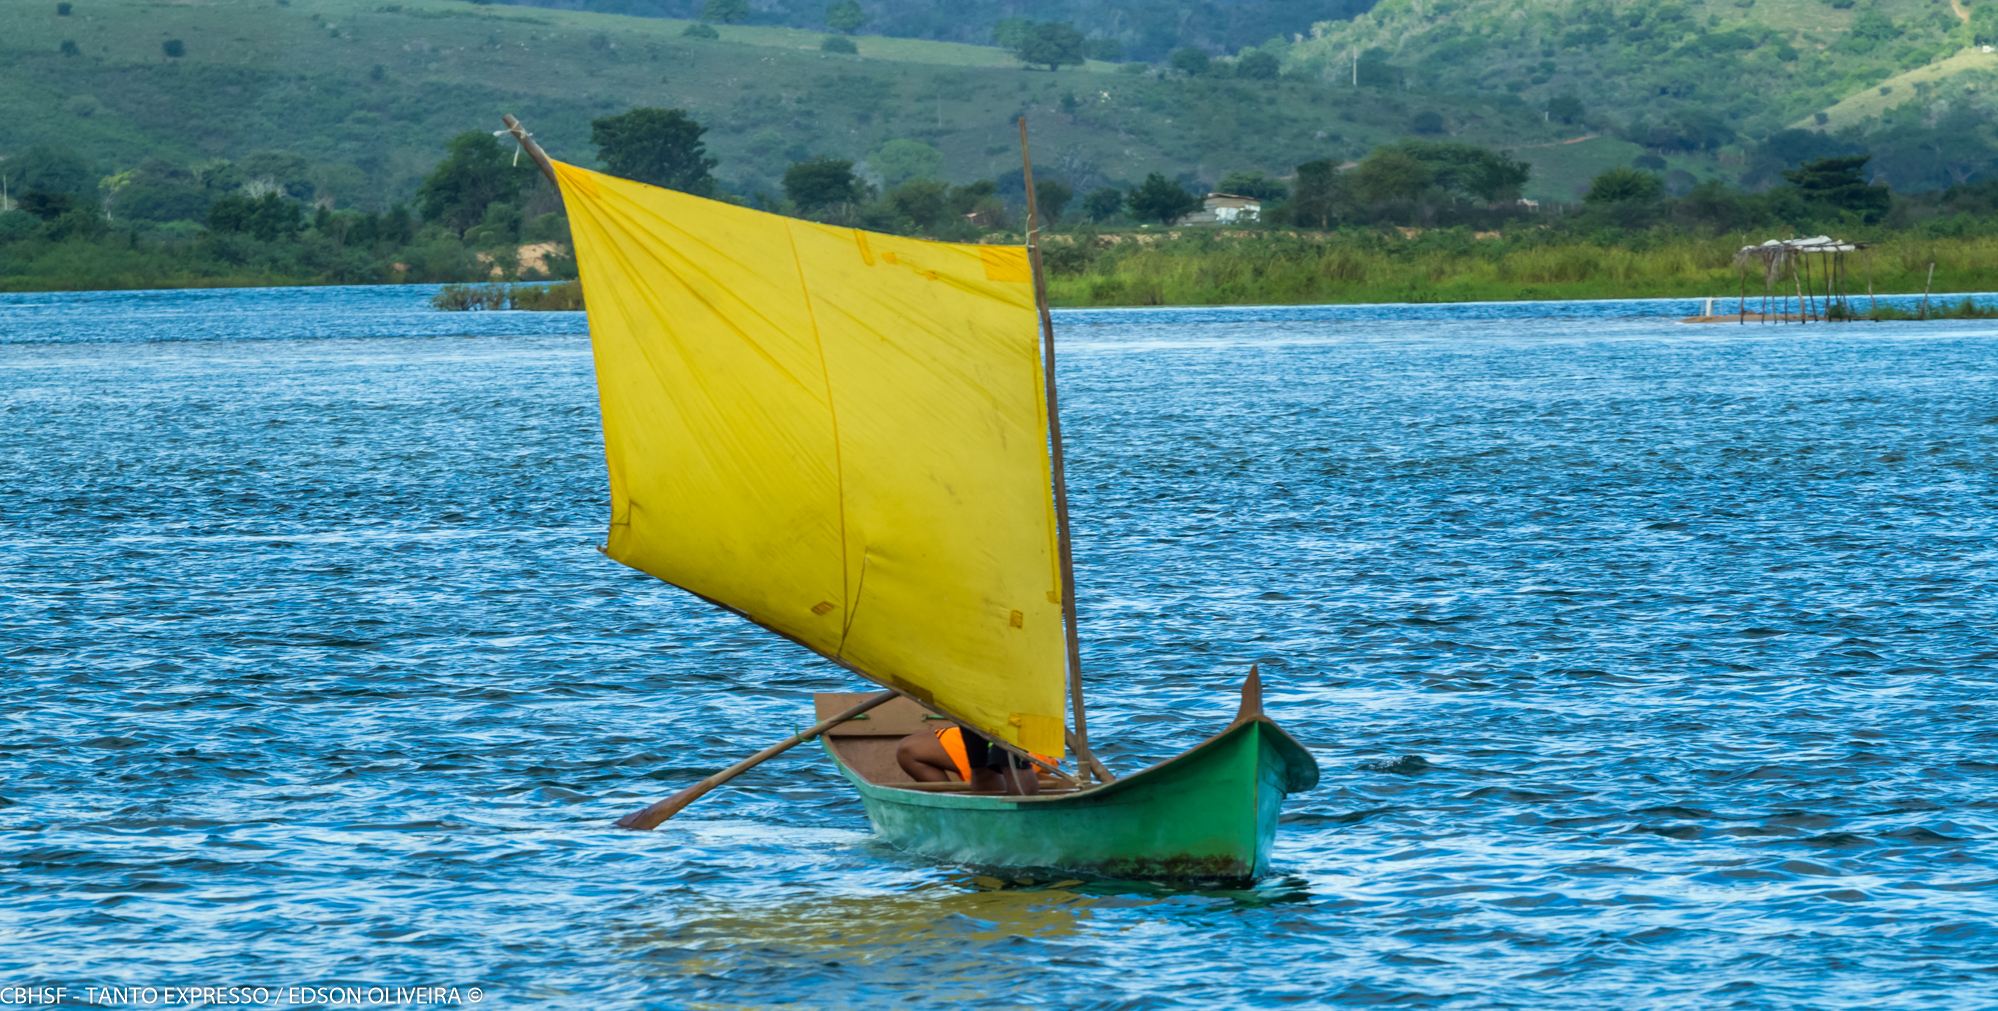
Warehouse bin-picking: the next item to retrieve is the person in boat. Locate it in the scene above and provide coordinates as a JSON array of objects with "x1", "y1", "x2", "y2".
[{"x1": 897, "y1": 724, "x2": 1041, "y2": 795}]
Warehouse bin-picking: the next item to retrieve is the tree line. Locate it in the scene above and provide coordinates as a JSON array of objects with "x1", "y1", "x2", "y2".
[{"x1": 4, "y1": 103, "x2": 1993, "y2": 294}]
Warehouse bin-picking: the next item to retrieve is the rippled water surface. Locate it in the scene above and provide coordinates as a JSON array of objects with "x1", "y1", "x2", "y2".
[{"x1": 6, "y1": 286, "x2": 1998, "y2": 1009}]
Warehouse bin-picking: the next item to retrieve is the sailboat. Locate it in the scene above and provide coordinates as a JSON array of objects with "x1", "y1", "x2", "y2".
[{"x1": 501, "y1": 116, "x2": 1318, "y2": 878}]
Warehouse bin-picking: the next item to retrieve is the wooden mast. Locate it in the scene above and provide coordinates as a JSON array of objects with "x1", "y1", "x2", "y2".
[
  {"x1": 502, "y1": 114, "x2": 558, "y2": 186},
  {"x1": 1019, "y1": 117, "x2": 1113, "y2": 785}
]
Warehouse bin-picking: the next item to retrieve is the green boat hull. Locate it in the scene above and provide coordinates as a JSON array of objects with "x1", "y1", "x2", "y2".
[{"x1": 828, "y1": 716, "x2": 1319, "y2": 879}]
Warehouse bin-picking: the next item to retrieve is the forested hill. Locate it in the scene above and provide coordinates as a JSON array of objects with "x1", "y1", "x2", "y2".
[
  {"x1": 5, "y1": 0, "x2": 1570, "y2": 209},
  {"x1": 7, "y1": 0, "x2": 1993, "y2": 218},
  {"x1": 1281, "y1": 0, "x2": 1998, "y2": 190},
  {"x1": 493, "y1": 0, "x2": 1998, "y2": 189},
  {"x1": 502, "y1": 0, "x2": 1379, "y2": 62}
]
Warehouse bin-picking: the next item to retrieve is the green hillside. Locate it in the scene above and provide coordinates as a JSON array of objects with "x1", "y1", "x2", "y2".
[
  {"x1": 1275, "y1": 0, "x2": 1998, "y2": 189},
  {"x1": 3, "y1": 0, "x2": 1574, "y2": 209},
  {"x1": 1287, "y1": 0, "x2": 1964, "y2": 126}
]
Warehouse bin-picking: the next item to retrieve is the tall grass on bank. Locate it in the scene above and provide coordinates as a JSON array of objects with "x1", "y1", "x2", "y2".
[
  {"x1": 1042, "y1": 230, "x2": 1998, "y2": 306},
  {"x1": 431, "y1": 281, "x2": 583, "y2": 311}
]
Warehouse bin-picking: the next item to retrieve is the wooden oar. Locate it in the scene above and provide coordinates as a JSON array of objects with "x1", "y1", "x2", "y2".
[{"x1": 614, "y1": 690, "x2": 898, "y2": 831}]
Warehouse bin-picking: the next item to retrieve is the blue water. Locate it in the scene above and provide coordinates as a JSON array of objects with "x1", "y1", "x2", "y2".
[{"x1": 6, "y1": 285, "x2": 1998, "y2": 1009}]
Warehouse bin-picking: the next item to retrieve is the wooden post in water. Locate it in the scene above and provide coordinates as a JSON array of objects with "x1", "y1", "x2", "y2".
[
  {"x1": 1738, "y1": 261, "x2": 1746, "y2": 324},
  {"x1": 1803, "y1": 250, "x2": 1818, "y2": 321},
  {"x1": 1866, "y1": 250, "x2": 1877, "y2": 318},
  {"x1": 1019, "y1": 116, "x2": 1114, "y2": 786},
  {"x1": 1920, "y1": 261, "x2": 1935, "y2": 319},
  {"x1": 1798, "y1": 248, "x2": 1814, "y2": 323}
]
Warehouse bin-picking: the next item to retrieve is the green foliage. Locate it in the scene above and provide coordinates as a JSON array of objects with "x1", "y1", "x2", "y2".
[
  {"x1": 1782, "y1": 156, "x2": 1890, "y2": 220},
  {"x1": 1288, "y1": 0, "x2": 1962, "y2": 156},
  {"x1": 949, "y1": 179, "x2": 998, "y2": 213},
  {"x1": 821, "y1": 34, "x2": 858, "y2": 53},
  {"x1": 1355, "y1": 149, "x2": 1433, "y2": 203},
  {"x1": 1015, "y1": 22, "x2": 1087, "y2": 71},
  {"x1": 992, "y1": 18, "x2": 1034, "y2": 49},
  {"x1": 948, "y1": 179, "x2": 1008, "y2": 227},
  {"x1": 417, "y1": 131, "x2": 535, "y2": 235},
  {"x1": 682, "y1": 22, "x2": 719, "y2": 39},
  {"x1": 1640, "y1": 109, "x2": 1735, "y2": 153},
  {"x1": 591, "y1": 107, "x2": 719, "y2": 196},
  {"x1": 1836, "y1": 8, "x2": 1902, "y2": 54},
  {"x1": 1289, "y1": 160, "x2": 1347, "y2": 227},
  {"x1": 1035, "y1": 179, "x2": 1073, "y2": 221},
  {"x1": 56, "y1": 2, "x2": 71, "y2": 13},
  {"x1": 885, "y1": 178, "x2": 951, "y2": 230},
  {"x1": 870, "y1": 139, "x2": 944, "y2": 187},
  {"x1": 824, "y1": 1, "x2": 866, "y2": 34},
  {"x1": 208, "y1": 193, "x2": 303, "y2": 241},
  {"x1": 1411, "y1": 111, "x2": 1445, "y2": 135},
  {"x1": 237, "y1": 151, "x2": 313, "y2": 199},
  {"x1": 1041, "y1": 230, "x2": 1998, "y2": 308},
  {"x1": 7, "y1": 147, "x2": 94, "y2": 196},
  {"x1": 1081, "y1": 186, "x2": 1124, "y2": 221},
  {"x1": 1973, "y1": 1, "x2": 1998, "y2": 45},
  {"x1": 1217, "y1": 170, "x2": 1287, "y2": 201},
  {"x1": 1085, "y1": 38, "x2": 1123, "y2": 62},
  {"x1": 1393, "y1": 141, "x2": 1532, "y2": 203},
  {"x1": 18, "y1": 191, "x2": 78, "y2": 221},
  {"x1": 1547, "y1": 95, "x2": 1584, "y2": 126},
  {"x1": 783, "y1": 156, "x2": 869, "y2": 211},
  {"x1": 1128, "y1": 172, "x2": 1201, "y2": 224},
  {"x1": 112, "y1": 159, "x2": 211, "y2": 223},
  {"x1": 60, "y1": 39, "x2": 79, "y2": 57},
  {"x1": 1584, "y1": 167, "x2": 1665, "y2": 204},
  {"x1": 1355, "y1": 48, "x2": 1399, "y2": 88},
  {"x1": 162, "y1": 39, "x2": 185, "y2": 58},
  {"x1": 0, "y1": 212, "x2": 38, "y2": 241},
  {"x1": 700, "y1": 0, "x2": 748, "y2": 23},
  {"x1": 1236, "y1": 50, "x2": 1279, "y2": 80},
  {"x1": 1169, "y1": 48, "x2": 1210, "y2": 76},
  {"x1": 433, "y1": 281, "x2": 582, "y2": 310}
]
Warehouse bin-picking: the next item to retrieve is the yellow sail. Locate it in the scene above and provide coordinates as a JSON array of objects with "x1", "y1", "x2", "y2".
[{"x1": 554, "y1": 161, "x2": 1068, "y2": 758}]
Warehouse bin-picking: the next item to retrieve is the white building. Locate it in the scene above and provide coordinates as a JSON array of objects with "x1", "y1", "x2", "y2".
[{"x1": 1182, "y1": 193, "x2": 1262, "y2": 225}]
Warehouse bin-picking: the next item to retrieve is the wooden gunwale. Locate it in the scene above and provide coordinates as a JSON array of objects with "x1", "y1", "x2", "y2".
[{"x1": 835, "y1": 713, "x2": 1316, "y2": 808}]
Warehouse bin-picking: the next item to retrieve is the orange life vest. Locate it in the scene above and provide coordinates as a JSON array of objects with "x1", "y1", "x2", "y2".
[{"x1": 932, "y1": 727, "x2": 1054, "y2": 781}]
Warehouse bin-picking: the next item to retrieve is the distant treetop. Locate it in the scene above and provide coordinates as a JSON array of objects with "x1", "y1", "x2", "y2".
[
  {"x1": 700, "y1": 0, "x2": 748, "y2": 24},
  {"x1": 1584, "y1": 166, "x2": 1664, "y2": 204},
  {"x1": 590, "y1": 107, "x2": 719, "y2": 198},
  {"x1": 824, "y1": 0, "x2": 867, "y2": 34}
]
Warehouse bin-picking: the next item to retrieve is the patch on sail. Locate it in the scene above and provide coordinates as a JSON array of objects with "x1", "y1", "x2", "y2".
[
  {"x1": 980, "y1": 247, "x2": 1031, "y2": 283},
  {"x1": 811, "y1": 601, "x2": 836, "y2": 616}
]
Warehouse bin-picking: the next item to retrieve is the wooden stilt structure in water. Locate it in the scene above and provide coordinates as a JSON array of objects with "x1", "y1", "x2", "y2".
[{"x1": 1692, "y1": 237, "x2": 1864, "y2": 324}]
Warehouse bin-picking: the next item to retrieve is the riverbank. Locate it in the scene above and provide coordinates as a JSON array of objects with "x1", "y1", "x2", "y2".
[
  {"x1": 1041, "y1": 230, "x2": 1994, "y2": 307},
  {"x1": 2, "y1": 227, "x2": 1990, "y2": 308}
]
